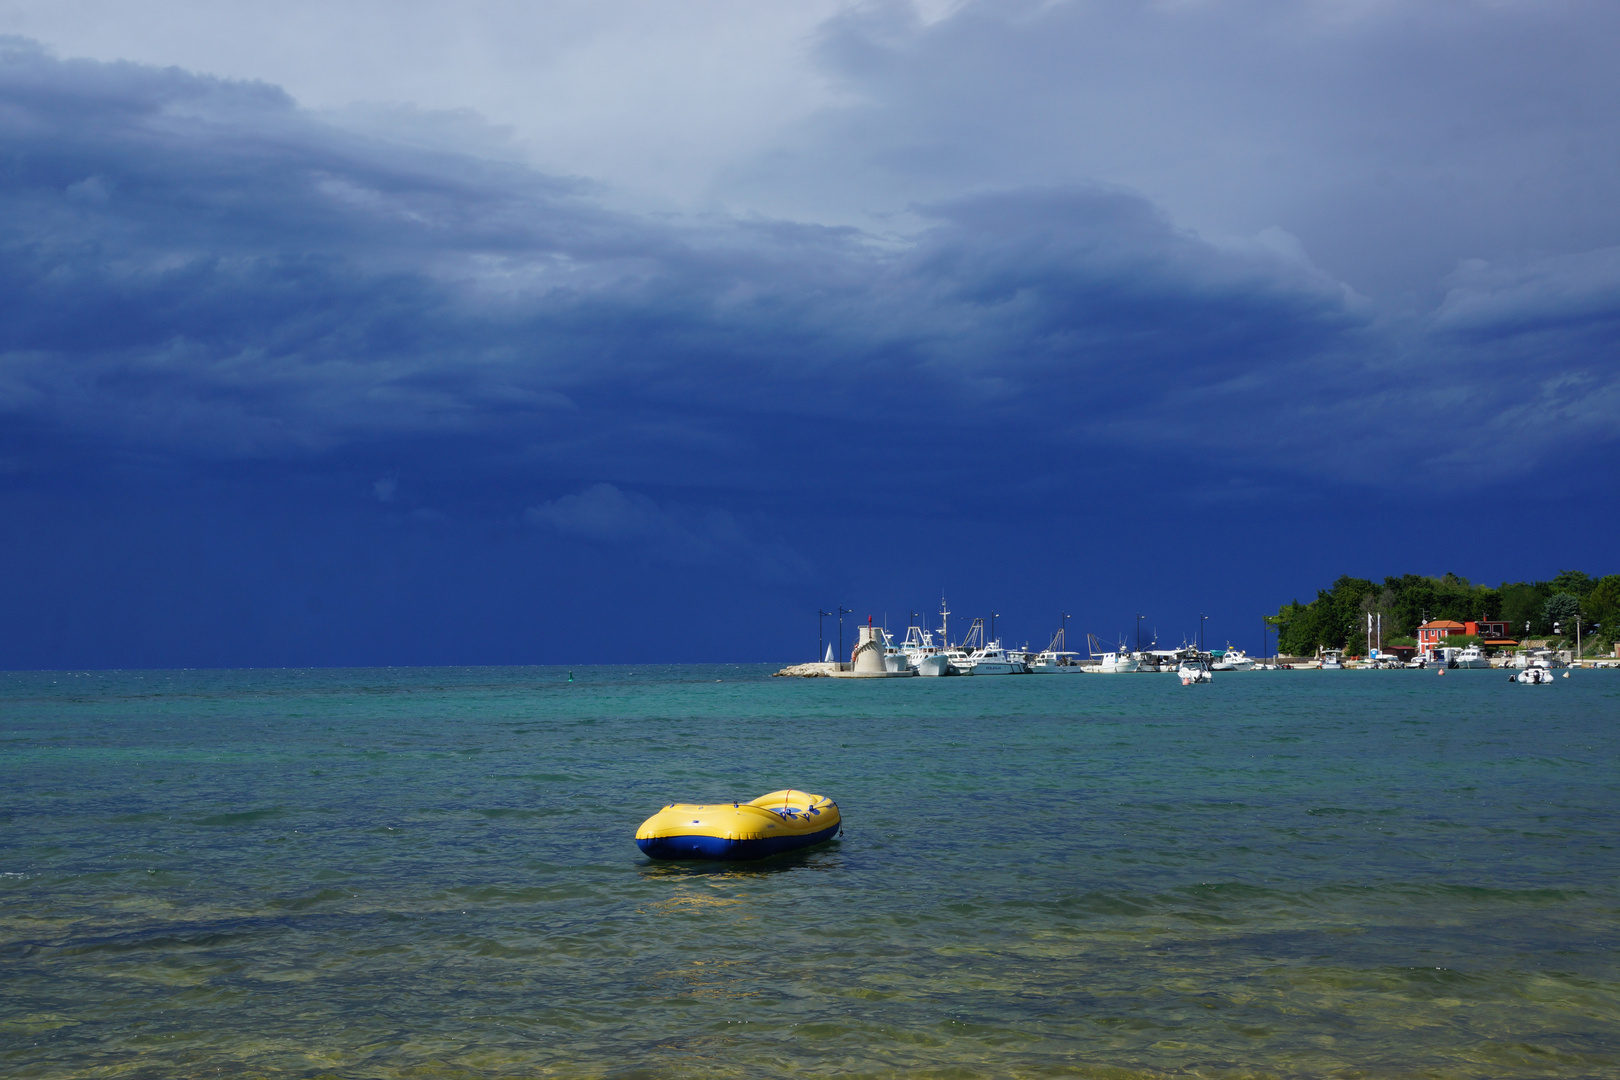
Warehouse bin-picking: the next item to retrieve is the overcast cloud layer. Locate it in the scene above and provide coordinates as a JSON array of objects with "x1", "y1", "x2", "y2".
[{"x1": 0, "y1": 2, "x2": 1616, "y2": 666}]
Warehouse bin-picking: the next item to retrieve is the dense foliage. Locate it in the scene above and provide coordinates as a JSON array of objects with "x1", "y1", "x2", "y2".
[{"x1": 1270, "y1": 570, "x2": 1619, "y2": 656}]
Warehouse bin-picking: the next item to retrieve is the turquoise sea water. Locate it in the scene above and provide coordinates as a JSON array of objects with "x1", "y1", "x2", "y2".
[{"x1": 2, "y1": 665, "x2": 1617, "y2": 1078}]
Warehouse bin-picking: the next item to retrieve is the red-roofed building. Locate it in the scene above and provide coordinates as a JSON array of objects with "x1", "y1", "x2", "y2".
[
  {"x1": 1417, "y1": 620, "x2": 1466, "y2": 649},
  {"x1": 1419, "y1": 618, "x2": 1517, "y2": 650}
]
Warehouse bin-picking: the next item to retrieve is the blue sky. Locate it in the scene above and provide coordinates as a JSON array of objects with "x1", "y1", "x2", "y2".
[{"x1": 0, "y1": 2, "x2": 1616, "y2": 667}]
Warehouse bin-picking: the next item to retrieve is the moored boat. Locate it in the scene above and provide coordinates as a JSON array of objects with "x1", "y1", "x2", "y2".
[
  {"x1": 948, "y1": 618, "x2": 1026, "y2": 674},
  {"x1": 1209, "y1": 646, "x2": 1254, "y2": 671},
  {"x1": 1178, "y1": 657, "x2": 1212, "y2": 684},
  {"x1": 636, "y1": 790, "x2": 841, "y2": 860},
  {"x1": 1028, "y1": 623, "x2": 1088, "y2": 673},
  {"x1": 1083, "y1": 633, "x2": 1141, "y2": 673},
  {"x1": 960, "y1": 643, "x2": 1025, "y2": 675},
  {"x1": 896, "y1": 625, "x2": 952, "y2": 675},
  {"x1": 900, "y1": 598, "x2": 957, "y2": 675}
]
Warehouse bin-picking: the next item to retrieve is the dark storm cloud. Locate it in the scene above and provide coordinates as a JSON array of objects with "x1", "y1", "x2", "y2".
[
  {"x1": 796, "y1": 0, "x2": 1620, "y2": 299},
  {"x1": 0, "y1": 34, "x2": 1614, "y2": 517}
]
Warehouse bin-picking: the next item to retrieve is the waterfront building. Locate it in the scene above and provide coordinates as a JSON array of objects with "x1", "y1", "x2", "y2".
[{"x1": 1416, "y1": 620, "x2": 1466, "y2": 650}]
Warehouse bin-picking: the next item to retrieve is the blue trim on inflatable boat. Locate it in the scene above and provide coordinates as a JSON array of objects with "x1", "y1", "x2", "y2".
[{"x1": 637, "y1": 821, "x2": 840, "y2": 861}]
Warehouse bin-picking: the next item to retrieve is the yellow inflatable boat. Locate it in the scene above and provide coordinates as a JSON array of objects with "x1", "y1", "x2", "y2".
[{"x1": 635, "y1": 789, "x2": 841, "y2": 861}]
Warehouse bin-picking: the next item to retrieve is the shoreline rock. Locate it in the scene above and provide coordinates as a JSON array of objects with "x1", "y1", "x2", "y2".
[{"x1": 772, "y1": 662, "x2": 836, "y2": 677}]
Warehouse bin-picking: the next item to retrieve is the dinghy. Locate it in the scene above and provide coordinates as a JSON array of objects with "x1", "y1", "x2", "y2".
[{"x1": 636, "y1": 789, "x2": 841, "y2": 860}]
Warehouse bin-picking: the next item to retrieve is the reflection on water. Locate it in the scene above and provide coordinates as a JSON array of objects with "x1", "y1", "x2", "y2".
[
  {"x1": 637, "y1": 843, "x2": 845, "y2": 881},
  {"x1": 1, "y1": 665, "x2": 1617, "y2": 1078}
]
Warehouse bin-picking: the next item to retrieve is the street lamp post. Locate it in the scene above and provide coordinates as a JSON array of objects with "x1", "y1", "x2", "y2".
[
  {"x1": 1136, "y1": 613, "x2": 1144, "y2": 654},
  {"x1": 1199, "y1": 613, "x2": 1208, "y2": 653},
  {"x1": 990, "y1": 611, "x2": 1000, "y2": 643},
  {"x1": 838, "y1": 606, "x2": 853, "y2": 664},
  {"x1": 818, "y1": 609, "x2": 831, "y2": 662}
]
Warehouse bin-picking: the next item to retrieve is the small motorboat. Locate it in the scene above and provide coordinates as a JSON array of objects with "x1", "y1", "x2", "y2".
[
  {"x1": 1511, "y1": 667, "x2": 1554, "y2": 684},
  {"x1": 1178, "y1": 658, "x2": 1212, "y2": 685},
  {"x1": 636, "y1": 789, "x2": 841, "y2": 860}
]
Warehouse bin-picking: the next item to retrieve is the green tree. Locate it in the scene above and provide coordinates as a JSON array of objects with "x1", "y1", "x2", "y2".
[
  {"x1": 1584, "y1": 575, "x2": 1620, "y2": 645},
  {"x1": 1544, "y1": 593, "x2": 1580, "y2": 637},
  {"x1": 1499, "y1": 581, "x2": 1545, "y2": 637},
  {"x1": 1380, "y1": 572, "x2": 1495, "y2": 634},
  {"x1": 1275, "y1": 597, "x2": 1328, "y2": 656},
  {"x1": 1274, "y1": 570, "x2": 1610, "y2": 653},
  {"x1": 1550, "y1": 570, "x2": 1595, "y2": 598},
  {"x1": 1386, "y1": 573, "x2": 1438, "y2": 637}
]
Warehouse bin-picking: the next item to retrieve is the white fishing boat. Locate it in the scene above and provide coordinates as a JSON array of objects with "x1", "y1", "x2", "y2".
[
  {"x1": 895, "y1": 624, "x2": 951, "y2": 676},
  {"x1": 963, "y1": 644, "x2": 1025, "y2": 675},
  {"x1": 1149, "y1": 645, "x2": 1204, "y2": 673},
  {"x1": 1083, "y1": 634, "x2": 1140, "y2": 673},
  {"x1": 1453, "y1": 644, "x2": 1491, "y2": 669},
  {"x1": 878, "y1": 630, "x2": 915, "y2": 673},
  {"x1": 1209, "y1": 646, "x2": 1254, "y2": 671},
  {"x1": 1028, "y1": 627, "x2": 1088, "y2": 673},
  {"x1": 950, "y1": 619, "x2": 1025, "y2": 675},
  {"x1": 1320, "y1": 649, "x2": 1345, "y2": 670}
]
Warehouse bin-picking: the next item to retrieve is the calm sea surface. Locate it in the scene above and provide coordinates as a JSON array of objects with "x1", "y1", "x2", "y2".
[{"x1": 2, "y1": 665, "x2": 1617, "y2": 1079}]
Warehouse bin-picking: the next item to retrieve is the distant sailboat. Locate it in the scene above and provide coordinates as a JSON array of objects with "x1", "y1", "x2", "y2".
[{"x1": 824, "y1": 644, "x2": 835, "y2": 663}]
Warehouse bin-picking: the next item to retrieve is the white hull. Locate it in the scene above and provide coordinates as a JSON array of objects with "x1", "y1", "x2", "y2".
[
  {"x1": 1028, "y1": 647, "x2": 1087, "y2": 674},
  {"x1": 913, "y1": 654, "x2": 951, "y2": 676},
  {"x1": 958, "y1": 661, "x2": 1021, "y2": 676},
  {"x1": 828, "y1": 668, "x2": 916, "y2": 678}
]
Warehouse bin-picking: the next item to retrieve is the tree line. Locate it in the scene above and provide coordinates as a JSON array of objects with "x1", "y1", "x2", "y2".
[{"x1": 1270, "y1": 571, "x2": 1620, "y2": 657}]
